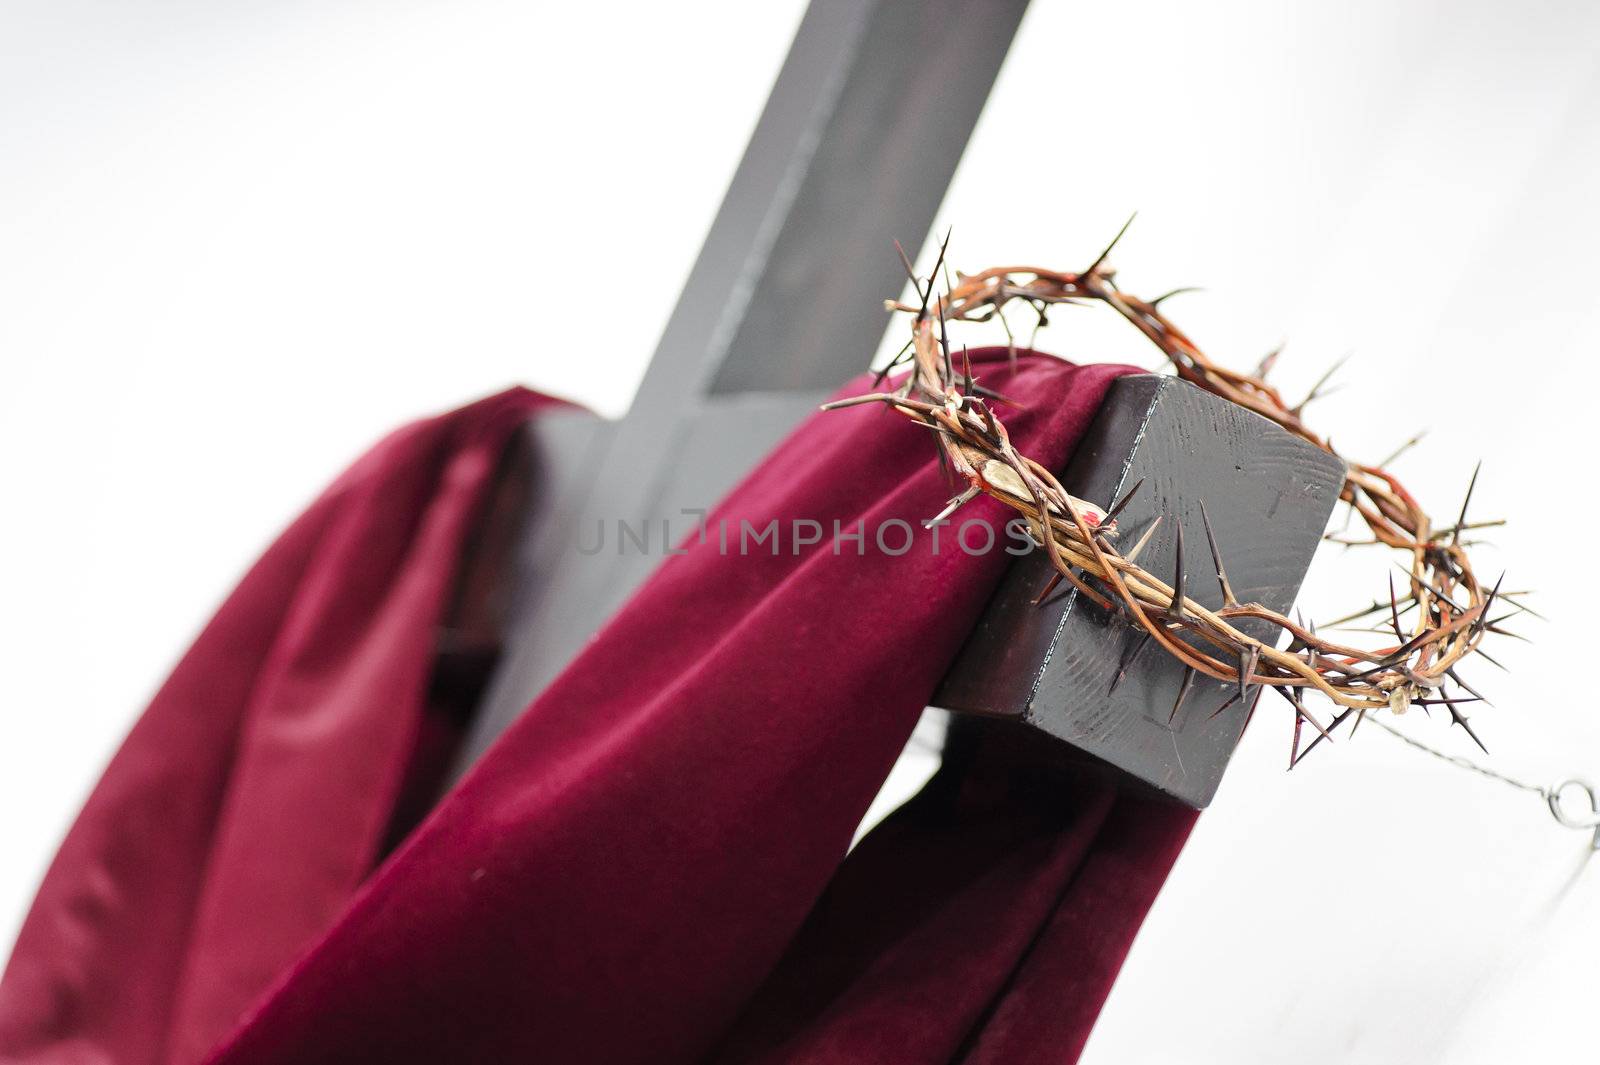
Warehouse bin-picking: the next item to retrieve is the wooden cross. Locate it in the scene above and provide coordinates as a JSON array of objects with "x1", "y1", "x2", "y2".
[{"x1": 439, "y1": 0, "x2": 1341, "y2": 807}]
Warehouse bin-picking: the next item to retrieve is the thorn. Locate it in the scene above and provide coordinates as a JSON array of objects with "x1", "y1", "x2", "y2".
[
  {"x1": 1323, "y1": 599, "x2": 1394, "y2": 628},
  {"x1": 1207, "y1": 689, "x2": 1243, "y2": 721},
  {"x1": 1237, "y1": 645, "x2": 1260, "y2": 704},
  {"x1": 871, "y1": 339, "x2": 915, "y2": 387},
  {"x1": 1290, "y1": 353, "x2": 1352, "y2": 416},
  {"x1": 1449, "y1": 704, "x2": 1490, "y2": 755},
  {"x1": 1103, "y1": 478, "x2": 1146, "y2": 527},
  {"x1": 1125, "y1": 516, "x2": 1163, "y2": 563},
  {"x1": 969, "y1": 382, "x2": 1019, "y2": 407},
  {"x1": 1254, "y1": 343, "x2": 1284, "y2": 380},
  {"x1": 1032, "y1": 570, "x2": 1064, "y2": 606},
  {"x1": 1451, "y1": 461, "x2": 1482, "y2": 546},
  {"x1": 1387, "y1": 574, "x2": 1405, "y2": 641},
  {"x1": 1474, "y1": 571, "x2": 1506, "y2": 637},
  {"x1": 1109, "y1": 632, "x2": 1152, "y2": 694},
  {"x1": 1292, "y1": 706, "x2": 1357, "y2": 766},
  {"x1": 1475, "y1": 646, "x2": 1508, "y2": 671},
  {"x1": 892, "y1": 239, "x2": 921, "y2": 292},
  {"x1": 916, "y1": 228, "x2": 953, "y2": 319},
  {"x1": 1170, "y1": 666, "x2": 1196, "y2": 724},
  {"x1": 1198, "y1": 500, "x2": 1238, "y2": 607},
  {"x1": 925, "y1": 486, "x2": 980, "y2": 527},
  {"x1": 1378, "y1": 431, "x2": 1427, "y2": 468},
  {"x1": 996, "y1": 305, "x2": 1018, "y2": 370},
  {"x1": 1498, "y1": 591, "x2": 1547, "y2": 622},
  {"x1": 1149, "y1": 286, "x2": 1201, "y2": 308},
  {"x1": 937, "y1": 295, "x2": 954, "y2": 384},
  {"x1": 1289, "y1": 704, "x2": 1305, "y2": 769},
  {"x1": 1027, "y1": 301, "x2": 1047, "y2": 350},
  {"x1": 1276, "y1": 686, "x2": 1332, "y2": 743},
  {"x1": 1391, "y1": 564, "x2": 1463, "y2": 614},
  {"x1": 1083, "y1": 212, "x2": 1137, "y2": 278},
  {"x1": 1170, "y1": 520, "x2": 1187, "y2": 619},
  {"x1": 1445, "y1": 667, "x2": 1493, "y2": 708}
]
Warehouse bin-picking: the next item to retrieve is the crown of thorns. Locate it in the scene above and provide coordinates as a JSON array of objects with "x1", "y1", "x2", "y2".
[{"x1": 828, "y1": 224, "x2": 1524, "y2": 765}]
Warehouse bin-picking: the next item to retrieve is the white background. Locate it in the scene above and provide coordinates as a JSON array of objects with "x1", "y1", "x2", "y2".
[{"x1": 4, "y1": 2, "x2": 1598, "y2": 1062}]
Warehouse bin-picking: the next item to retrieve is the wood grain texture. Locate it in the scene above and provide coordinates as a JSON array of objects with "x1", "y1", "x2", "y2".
[{"x1": 935, "y1": 374, "x2": 1345, "y2": 807}]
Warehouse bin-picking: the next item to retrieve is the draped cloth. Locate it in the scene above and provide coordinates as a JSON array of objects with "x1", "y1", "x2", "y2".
[{"x1": 0, "y1": 350, "x2": 1196, "y2": 1065}]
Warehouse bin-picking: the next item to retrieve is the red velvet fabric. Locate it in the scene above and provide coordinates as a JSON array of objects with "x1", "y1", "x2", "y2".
[
  {"x1": 0, "y1": 387, "x2": 557, "y2": 1065},
  {"x1": 1, "y1": 351, "x2": 1196, "y2": 1065}
]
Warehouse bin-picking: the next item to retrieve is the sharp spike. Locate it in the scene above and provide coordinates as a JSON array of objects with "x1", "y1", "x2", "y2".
[
  {"x1": 1237, "y1": 645, "x2": 1260, "y2": 703},
  {"x1": 916, "y1": 228, "x2": 953, "y2": 319},
  {"x1": 891, "y1": 239, "x2": 921, "y2": 292},
  {"x1": 1378, "y1": 430, "x2": 1428, "y2": 468},
  {"x1": 872, "y1": 339, "x2": 914, "y2": 387},
  {"x1": 925, "y1": 486, "x2": 980, "y2": 528},
  {"x1": 1289, "y1": 703, "x2": 1306, "y2": 769},
  {"x1": 1323, "y1": 599, "x2": 1394, "y2": 629},
  {"x1": 1391, "y1": 564, "x2": 1464, "y2": 614},
  {"x1": 1170, "y1": 520, "x2": 1187, "y2": 619},
  {"x1": 1083, "y1": 212, "x2": 1137, "y2": 278},
  {"x1": 1125, "y1": 516, "x2": 1163, "y2": 563},
  {"x1": 969, "y1": 382, "x2": 1019, "y2": 407},
  {"x1": 1387, "y1": 574, "x2": 1404, "y2": 641},
  {"x1": 1474, "y1": 571, "x2": 1506, "y2": 636},
  {"x1": 1475, "y1": 646, "x2": 1508, "y2": 671},
  {"x1": 1445, "y1": 667, "x2": 1492, "y2": 707},
  {"x1": 1031, "y1": 570, "x2": 1064, "y2": 607},
  {"x1": 1290, "y1": 353, "x2": 1352, "y2": 416},
  {"x1": 1276, "y1": 686, "x2": 1333, "y2": 742},
  {"x1": 1498, "y1": 591, "x2": 1547, "y2": 621},
  {"x1": 1254, "y1": 343, "x2": 1284, "y2": 380},
  {"x1": 1169, "y1": 666, "x2": 1196, "y2": 724},
  {"x1": 1164, "y1": 665, "x2": 1203, "y2": 722},
  {"x1": 1149, "y1": 285, "x2": 1201, "y2": 307},
  {"x1": 1109, "y1": 632, "x2": 1152, "y2": 695},
  {"x1": 936, "y1": 295, "x2": 954, "y2": 385},
  {"x1": 1198, "y1": 500, "x2": 1238, "y2": 607},
  {"x1": 1449, "y1": 704, "x2": 1490, "y2": 754},
  {"x1": 1292, "y1": 707, "x2": 1357, "y2": 766},
  {"x1": 1102, "y1": 477, "x2": 1146, "y2": 527},
  {"x1": 1206, "y1": 689, "x2": 1243, "y2": 721},
  {"x1": 1451, "y1": 461, "x2": 1482, "y2": 546},
  {"x1": 1027, "y1": 301, "x2": 1047, "y2": 349}
]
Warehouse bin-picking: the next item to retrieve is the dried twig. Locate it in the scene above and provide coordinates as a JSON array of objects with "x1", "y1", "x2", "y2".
[{"x1": 836, "y1": 231, "x2": 1506, "y2": 760}]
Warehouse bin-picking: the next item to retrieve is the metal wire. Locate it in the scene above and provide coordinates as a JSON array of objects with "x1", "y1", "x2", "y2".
[{"x1": 1366, "y1": 717, "x2": 1600, "y2": 849}]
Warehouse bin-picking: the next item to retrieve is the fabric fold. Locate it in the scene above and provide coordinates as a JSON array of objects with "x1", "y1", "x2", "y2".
[
  {"x1": 3, "y1": 351, "x2": 1196, "y2": 1065},
  {"x1": 0, "y1": 387, "x2": 558, "y2": 1065}
]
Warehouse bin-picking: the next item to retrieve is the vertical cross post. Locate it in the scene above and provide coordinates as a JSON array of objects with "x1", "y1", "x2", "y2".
[{"x1": 454, "y1": 0, "x2": 1031, "y2": 769}]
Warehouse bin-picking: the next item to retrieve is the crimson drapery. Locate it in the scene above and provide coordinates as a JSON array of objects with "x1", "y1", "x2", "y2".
[{"x1": 0, "y1": 350, "x2": 1196, "y2": 1065}]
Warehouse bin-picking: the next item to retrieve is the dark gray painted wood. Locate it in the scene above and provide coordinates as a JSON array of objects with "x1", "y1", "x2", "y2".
[
  {"x1": 934, "y1": 375, "x2": 1346, "y2": 808},
  {"x1": 453, "y1": 0, "x2": 1030, "y2": 772}
]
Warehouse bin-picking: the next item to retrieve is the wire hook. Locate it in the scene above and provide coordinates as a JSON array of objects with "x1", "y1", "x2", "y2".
[{"x1": 1546, "y1": 779, "x2": 1600, "y2": 850}]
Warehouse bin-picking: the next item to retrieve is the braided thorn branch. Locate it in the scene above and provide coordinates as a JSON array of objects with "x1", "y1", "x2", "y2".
[{"x1": 832, "y1": 229, "x2": 1515, "y2": 762}]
